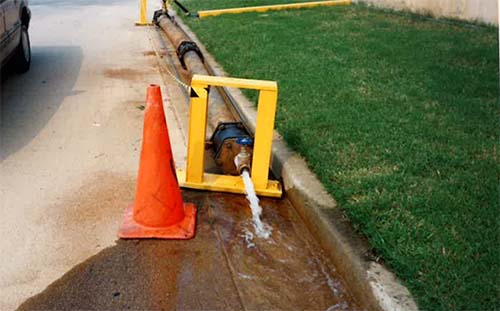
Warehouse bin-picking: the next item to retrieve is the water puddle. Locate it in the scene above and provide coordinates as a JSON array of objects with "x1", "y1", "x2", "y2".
[
  {"x1": 19, "y1": 190, "x2": 360, "y2": 310},
  {"x1": 209, "y1": 193, "x2": 359, "y2": 310}
]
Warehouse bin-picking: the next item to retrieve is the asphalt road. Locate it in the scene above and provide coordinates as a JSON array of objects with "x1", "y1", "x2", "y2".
[
  {"x1": 0, "y1": 0, "x2": 359, "y2": 309},
  {"x1": 0, "y1": 0, "x2": 184, "y2": 308}
]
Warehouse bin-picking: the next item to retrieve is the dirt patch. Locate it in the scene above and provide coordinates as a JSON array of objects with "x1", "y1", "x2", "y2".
[
  {"x1": 51, "y1": 172, "x2": 135, "y2": 229},
  {"x1": 102, "y1": 68, "x2": 145, "y2": 81},
  {"x1": 142, "y1": 51, "x2": 157, "y2": 56},
  {"x1": 30, "y1": 172, "x2": 136, "y2": 269},
  {"x1": 143, "y1": 50, "x2": 167, "y2": 57}
]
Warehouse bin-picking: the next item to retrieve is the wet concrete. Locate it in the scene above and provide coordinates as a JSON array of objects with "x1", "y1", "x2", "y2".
[{"x1": 18, "y1": 191, "x2": 360, "y2": 311}]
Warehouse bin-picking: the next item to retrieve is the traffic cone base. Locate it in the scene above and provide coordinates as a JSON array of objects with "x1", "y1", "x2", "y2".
[
  {"x1": 117, "y1": 84, "x2": 197, "y2": 240},
  {"x1": 118, "y1": 202, "x2": 197, "y2": 239}
]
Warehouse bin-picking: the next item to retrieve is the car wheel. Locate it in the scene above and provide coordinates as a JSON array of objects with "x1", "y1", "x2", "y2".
[{"x1": 14, "y1": 25, "x2": 31, "y2": 73}]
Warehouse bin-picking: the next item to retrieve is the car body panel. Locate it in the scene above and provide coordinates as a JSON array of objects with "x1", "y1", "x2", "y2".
[{"x1": 0, "y1": 0, "x2": 30, "y2": 66}]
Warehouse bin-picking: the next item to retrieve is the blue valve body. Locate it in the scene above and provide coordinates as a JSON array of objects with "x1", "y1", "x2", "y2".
[{"x1": 236, "y1": 137, "x2": 253, "y2": 146}]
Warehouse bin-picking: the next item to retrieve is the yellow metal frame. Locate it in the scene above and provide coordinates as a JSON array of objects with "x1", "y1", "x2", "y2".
[
  {"x1": 197, "y1": 0, "x2": 351, "y2": 18},
  {"x1": 135, "y1": 0, "x2": 152, "y2": 26},
  {"x1": 177, "y1": 74, "x2": 282, "y2": 198}
]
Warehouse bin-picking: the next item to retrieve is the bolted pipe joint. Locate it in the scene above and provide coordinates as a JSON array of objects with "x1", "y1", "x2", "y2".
[{"x1": 176, "y1": 41, "x2": 204, "y2": 69}]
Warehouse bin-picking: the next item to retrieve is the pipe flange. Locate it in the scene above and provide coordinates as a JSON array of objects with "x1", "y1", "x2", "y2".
[
  {"x1": 152, "y1": 9, "x2": 165, "y2": 25},
  {"x1": 176, "y1": 41, "x2": 204, "y2": 69}
]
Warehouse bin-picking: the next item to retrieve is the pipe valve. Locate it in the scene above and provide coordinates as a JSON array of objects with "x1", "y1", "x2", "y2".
[
  {"x1": 234, "y1": 138, "x2": 253, "y2": 174},
  {"x1": 210, "y1": 122, "x2": 253, "y2": 175}
]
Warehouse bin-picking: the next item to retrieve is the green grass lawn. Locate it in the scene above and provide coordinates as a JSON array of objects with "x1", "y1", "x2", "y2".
[{"x1": 178, "y1": 2, "x2": 499, "y2": 310}]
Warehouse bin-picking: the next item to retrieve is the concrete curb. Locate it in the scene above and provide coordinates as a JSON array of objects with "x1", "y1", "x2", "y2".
[{"x1": 173, "y1": 15, "x2": 418, "y2": 311}]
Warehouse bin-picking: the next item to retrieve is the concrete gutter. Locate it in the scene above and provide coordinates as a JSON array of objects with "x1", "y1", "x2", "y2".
[{"x1": 169, "y1": 13, "x2": 419, "y2": 311}]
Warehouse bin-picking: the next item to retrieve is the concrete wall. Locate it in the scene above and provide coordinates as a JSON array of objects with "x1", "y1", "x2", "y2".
[{"x1": 359, "y1": 0, "x2": 498, "y2": 25}]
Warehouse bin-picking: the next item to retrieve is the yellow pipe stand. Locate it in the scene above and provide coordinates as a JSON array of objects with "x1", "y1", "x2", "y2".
[
  {"x1": 177, "y1": 75, "x2": 282, "y2": 198},
  {"x1": 198, "y1": 0, "x2": 351, "y2": 18},
  {"x1": 135, "y1": 0, "x2": 152, "y2": 26}
]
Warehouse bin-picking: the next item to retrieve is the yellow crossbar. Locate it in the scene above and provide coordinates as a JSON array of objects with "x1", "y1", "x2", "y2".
[
  {"x1": 177, "y1": 170, "x2": 282, "y2": 198},
  {"x1": 198, "y1": 0, "x2": 351, "y2": 18},
  {"x1": 190, "y1": 75, "x2": 277, "y2": 91}
]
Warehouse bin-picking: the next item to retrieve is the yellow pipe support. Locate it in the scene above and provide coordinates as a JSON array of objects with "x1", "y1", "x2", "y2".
[
  {"x1": 251, "y1": 89, "x2": 277, "y2": 190},
  {"x1": 185, "y1": 85, "x2": 209, "y2": 184},
  {"x1": 135, "y1": 0, "x2": 151, "y2": 26},
  {"x1": 176, "y1": 170, "x2": 282, "y2": 198},
  {"x1": 197, "y1": 0, "x2": 351, "y2": 18},
  {"x1": 178, "y1": 74, "x2": 282, "y2": 198}
]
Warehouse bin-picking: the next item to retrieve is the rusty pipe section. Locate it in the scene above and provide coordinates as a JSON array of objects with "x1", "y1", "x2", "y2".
[
  {"x1": 156, "y1": 13, "x2": 235, "y2": 126},
  {"x1": 155, "y1": 12, "x2": 254, "y2": 176}
]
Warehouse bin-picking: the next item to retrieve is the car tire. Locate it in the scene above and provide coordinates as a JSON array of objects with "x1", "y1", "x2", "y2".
[{"x1": 13, "y1": 25, "x2": 31, "y2": 73}]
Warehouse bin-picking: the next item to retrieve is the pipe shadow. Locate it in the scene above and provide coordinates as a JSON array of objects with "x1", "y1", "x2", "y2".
[{"x1": 0, "y1": 46, "x2": 83, "y2": 161}]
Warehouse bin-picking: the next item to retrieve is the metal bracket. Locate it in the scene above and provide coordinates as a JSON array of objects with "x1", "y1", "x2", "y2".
[
  {"x1": 176, "y1": 41, "x2": 204, "y2": 69},
  {"x1": 152, "y1": 9, "x2": 165, "y2": 25}
]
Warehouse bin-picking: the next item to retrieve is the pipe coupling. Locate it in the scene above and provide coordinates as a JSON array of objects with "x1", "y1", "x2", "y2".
[{"x1": 176, "y1": 41, "x2": 204, "y2": 69}]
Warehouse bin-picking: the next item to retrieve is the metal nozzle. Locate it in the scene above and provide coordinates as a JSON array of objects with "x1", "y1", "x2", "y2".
[{"x1": 234, "y1": 147, "x2": 252, "y2": 175}]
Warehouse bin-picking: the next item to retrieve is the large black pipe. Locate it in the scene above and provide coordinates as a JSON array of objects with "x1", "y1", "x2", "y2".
[{"x1": 156, "y1": 13, "x2": 237, "y2": 128}]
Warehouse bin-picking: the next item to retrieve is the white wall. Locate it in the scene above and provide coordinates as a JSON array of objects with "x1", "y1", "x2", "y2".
[{"x1": 359, "y1": 0, "x2": 498, "y2": 25}]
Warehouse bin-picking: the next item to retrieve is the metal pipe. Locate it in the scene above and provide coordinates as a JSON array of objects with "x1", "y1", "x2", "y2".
[
  {"x1": 156, "y1": 14, "x2": 236, "y2": 127},
  {"x1": 197, "y1": 0, "x2": 352, "y2": 18},
  {"x1": 234, "y1": 145, "x2": 252, "y2": 174},
  {"x1": 156, "y1": 13, "x2": 252, "y2": 174}
]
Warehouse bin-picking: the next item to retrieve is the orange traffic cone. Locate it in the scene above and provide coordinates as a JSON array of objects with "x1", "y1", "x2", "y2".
[{"x1": 118, "y1": 84, "x2": 197, "y2": 239}]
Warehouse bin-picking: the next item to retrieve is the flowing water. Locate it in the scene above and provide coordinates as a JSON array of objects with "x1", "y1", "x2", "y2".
[{"x1": 241, "y1": 169, "x2": 272, "y2": 239}]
